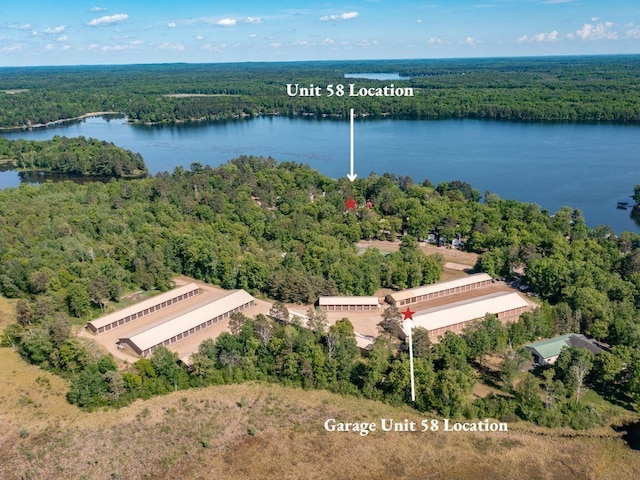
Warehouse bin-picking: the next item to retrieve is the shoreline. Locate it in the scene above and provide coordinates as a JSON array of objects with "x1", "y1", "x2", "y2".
[
  {"x1": 0, "y1": 111, "x2": 122, "y2": 132},
  {"x1": 3, "y1": 110, "x2": 640, "y2": 131},
  {"x1": 11, "y1": 168, "x2": 148, "y2": 181}
]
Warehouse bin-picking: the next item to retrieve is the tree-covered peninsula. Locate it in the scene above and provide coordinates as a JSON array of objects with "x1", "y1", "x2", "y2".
[
  {"x1": 0, "y1": 135, "x2": 147, "y2": 178},
  {"x1": 1, "y1": 157, "x2": 640, "y2": 428}
]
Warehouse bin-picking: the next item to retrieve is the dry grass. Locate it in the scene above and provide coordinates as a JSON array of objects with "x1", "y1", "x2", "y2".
[
  {"x1": 0, "y1": 295, "x2": 15, "y2": 333},
  {"x1": 0, "y1": 367, "x2": 639, "y2": 480}
]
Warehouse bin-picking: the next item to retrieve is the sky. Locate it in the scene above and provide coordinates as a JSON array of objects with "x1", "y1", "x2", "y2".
[{"x1": 1, "y1": 0, "x2": 639, "y2": 66}]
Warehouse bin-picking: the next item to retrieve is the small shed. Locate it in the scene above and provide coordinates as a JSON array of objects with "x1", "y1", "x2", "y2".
[
  {"x1": 525, "y1": 334, "x2": 604, "y2": 366},
  {"x1": 317, "y1": 296, "x2": 380, "y2": 312}
]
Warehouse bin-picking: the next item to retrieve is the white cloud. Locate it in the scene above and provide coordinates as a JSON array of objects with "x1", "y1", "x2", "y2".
[
  {"x1": 573, "y1": 21, "x2": 617, "y2": 40},
  {"x1": 9, "y1": 24, "x2": 32, "y2": 31},
  {"x1": 167, "y1": 22, "x2": 177, "y2": 28},
  {"x1": 464, "y1": 36, "x2": 476, "y2": 45},
  {"x1": 417, "y1": 19, "x2": 423, "y2": 24},
  {"x1": 320, "y1": 11, "x2": 359, "y2": 22},
  {"x1": 87, "y1": 14, "x2": 128, "y2": 27},
  {"x1": 575, "y1": 24, "x2": 593, "y2": 38},
  {"x1": 102, "y1": 44, "x2": 129, "y2": 51},
  {"x1": 627, "y1": 27, "x2": 640, "y2": 39},
  {"x1": 245, "y1": 17, "x2": 262, "y2": 24},
  {"x1": 194, "y1": 35, "x2": 204, "y2": 41},
  {"x1": 44, "y1": 25, "x2": 66, "y2": 34},
  {"x1": 99, "y1": 40, "x2": 141, "y2": 51},
  {"x1": 1, "y1": 44, "x2": 22, "y2": 52},
  {"x1": 159, "y1": 42, "x2": 184, "y2": 51},
  {"x1": 57, "y1": 35, "x2": 68, "y2": 42},
  {"x1": 517, "y1": 30, "x2": 559, "y2": 43},
  {"x1": 201, "y1": 42, "x2": 227, "y2": 52},
  {"x1": 322, "y1": 37, "x2": 334, "y2": 45},
  {"x1": 248, "y1": 34, "x2": 257, "y2": 38},
  {"x1": 428, "y1": 37, "x2": 444, "y2": 44},
  {"x1": 45, "y1": 43, "x2": 55, "y2": 50},
  {"x1": 217, "y1": 18, "x2": 237, "y2": 26},
  {"x1": 91, "y1": 7, "x2": 107, "y2": 12},
  {"x1": 359, "y1": 39, "x2": 378, "y2": 47},
  {"x1": 269, "y1": 42, "x2": 282, "y2": 48},
  {"x1": 62, "y1": 45, "x2": 71, "y2": 50}
]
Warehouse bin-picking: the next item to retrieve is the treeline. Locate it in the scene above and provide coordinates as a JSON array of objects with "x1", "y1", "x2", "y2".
[
  {"x1": 1, "y1": 56, "x2": 640, "y2": 127},
  {"x1": 0, "y1": 135, "x2": 146, "y2": 178},
  {"x1": 2, "y1": 157, "x2": 640, "y2": 423}
]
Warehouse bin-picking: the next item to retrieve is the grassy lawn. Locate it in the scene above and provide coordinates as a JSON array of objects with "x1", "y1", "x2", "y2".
[
  {"x1": 581, "y1": 389, "x2": 637, "y2": 422},
  {"x1": 0, "y1": 295, "x2": 15, "y2": 334},
  {"x1": 81, "y1": 288, "x2": 161, "y2": 324}
]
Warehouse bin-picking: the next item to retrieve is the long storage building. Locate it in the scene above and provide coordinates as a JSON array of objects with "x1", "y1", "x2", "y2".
[
  {"x1": 118, "y1": 289, "x2": 255, "y2": 357},
  {"x1": 405, "y1": 291, "x2": 531, "y2": 341},
  {"x1": 386, "y1": 273, "x2": 493, "y2": 307},
  {"x1": 318, "y1": 296, "x2": 380, "y2": 312},
  {"x1": 86, "y1": 283, "x2": 201, "y2": 335}
]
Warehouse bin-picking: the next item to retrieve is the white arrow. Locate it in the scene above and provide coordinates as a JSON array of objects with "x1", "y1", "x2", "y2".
[
  {"x1": 404, "y1": 318, "x2": 416, "y2": 402},
  {"x1": 347, "y1": 108, "x2": 357, "y2": 182}
]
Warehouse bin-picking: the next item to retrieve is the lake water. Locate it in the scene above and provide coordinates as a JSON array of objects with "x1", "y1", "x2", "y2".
[
  {"x1": 344, "y1": 73, "x2": 407, "y2": 80},
  {"x1": 1, "y1": 115, "x2": 640, "y2": 233}
]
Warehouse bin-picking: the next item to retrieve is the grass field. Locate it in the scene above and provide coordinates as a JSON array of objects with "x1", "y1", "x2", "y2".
[
  {"x1": 2, "y1": 296, "x2": 640, "y2": 479},
  {"x1": 1, "y1": 347, "x2": 639, "y2": 480},
  {"x1": 0, "y1": 295, "x2": 15, "y2": 331}
]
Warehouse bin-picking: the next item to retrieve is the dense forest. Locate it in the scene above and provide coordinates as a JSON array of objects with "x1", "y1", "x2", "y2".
[
  {"x1": 0, "y1": 135, "x2": 146, "y2": 178},
  {"x1": 1, "y1": 156, "x2": 640, "y2": 427},
  {"x1": 1, "y1": 56, "x2": 640, "y2": 127}
]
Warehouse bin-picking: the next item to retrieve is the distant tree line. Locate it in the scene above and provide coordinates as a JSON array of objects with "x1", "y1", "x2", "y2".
[{"x1": 1, "y1": 56, "x2": 640, "y2": 127}]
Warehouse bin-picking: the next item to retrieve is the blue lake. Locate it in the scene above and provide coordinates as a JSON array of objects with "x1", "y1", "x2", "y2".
[
  {"x1": 344, "y1": 73, "x2": 407, "y2": 80},
  {"x1": 1, "y1": 115, "x2": 640, "y2": 233}
]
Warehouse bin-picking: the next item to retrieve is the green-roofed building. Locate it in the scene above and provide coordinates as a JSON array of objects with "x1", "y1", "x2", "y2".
[{"x1": 525, "y1": 333, "x2": 603, "y2": 366}]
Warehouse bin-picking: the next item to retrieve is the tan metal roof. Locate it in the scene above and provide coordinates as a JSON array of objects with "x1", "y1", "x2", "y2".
[
  {"x1": 355, "y1": 333, "x2": 376, "y2": 349},
  {"x1": 87, "y1": 283, "x2": 200, "y2": 330},
  {"x1": 120, "y1": 289, "x2": 254, "y2": 352},
  {"x1": 389, "y1": 273, "x2": 492, "y2": 302},
  {"x1": 318, "y1": 296, "x2": 380, "y2": 306},
  {"x1": 409, "y1": 291, "x2": 529, "y2": 332}
]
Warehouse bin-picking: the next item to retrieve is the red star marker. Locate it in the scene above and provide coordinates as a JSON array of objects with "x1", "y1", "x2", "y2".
[
  {"x1": 345, "y1": 197, "x2": 357, "y2": 211},
  {"x1": 402, "y1": 307, "x2": 415, "y2": 320}
]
